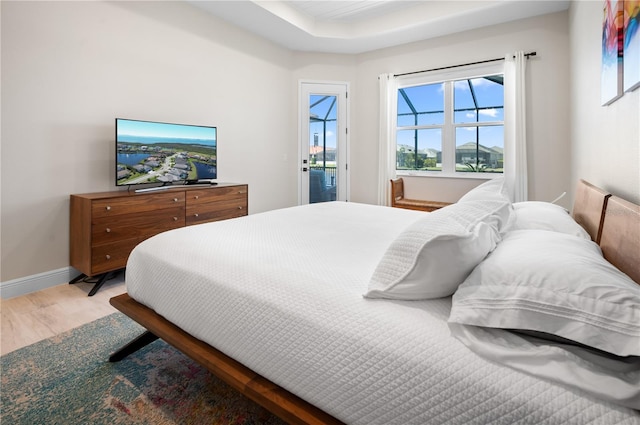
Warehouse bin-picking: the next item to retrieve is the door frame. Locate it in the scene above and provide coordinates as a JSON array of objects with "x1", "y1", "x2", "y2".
[{"x1": 298, "y1": 80, "x2": 350, "y2": 205}]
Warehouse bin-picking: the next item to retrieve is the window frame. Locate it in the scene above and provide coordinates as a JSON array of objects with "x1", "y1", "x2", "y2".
[{"x1": 394, "y1": 62, "x2": 505, "y2": 179}]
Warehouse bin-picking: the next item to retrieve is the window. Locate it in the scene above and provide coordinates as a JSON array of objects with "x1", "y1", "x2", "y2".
[{"x1": 395, "y1": 65, "x2": 504, "y2": 176}]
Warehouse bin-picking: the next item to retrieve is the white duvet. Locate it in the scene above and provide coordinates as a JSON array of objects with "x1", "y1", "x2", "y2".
[{"x1": 126, "y1": 202, "x2": 640, "y2": 424}]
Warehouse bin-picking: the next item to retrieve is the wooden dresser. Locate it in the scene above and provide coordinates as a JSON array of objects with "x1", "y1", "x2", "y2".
[{"x1": 70, "y1": 183, "x2": 247, "y2": 295}]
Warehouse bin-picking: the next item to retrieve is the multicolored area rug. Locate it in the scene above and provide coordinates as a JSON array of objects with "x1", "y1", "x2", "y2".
[{"x1": 1, "y1": 313, "x2": 286, "y2": 425}]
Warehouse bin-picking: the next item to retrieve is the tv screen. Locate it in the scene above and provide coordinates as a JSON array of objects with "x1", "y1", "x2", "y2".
[{"x1": 116, "y1": 118, "x2": 217, "y2": 187}]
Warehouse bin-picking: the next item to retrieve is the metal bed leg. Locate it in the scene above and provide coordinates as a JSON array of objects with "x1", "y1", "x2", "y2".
[{"x1": 109, "y1": 331, "x2": 159, "y2": 362}]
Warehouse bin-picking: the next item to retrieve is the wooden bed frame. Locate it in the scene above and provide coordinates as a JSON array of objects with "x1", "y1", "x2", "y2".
[
  {"x1": 572, "y1": 178, "x2": 610, "y2": 243},
  {"x1": 109, "y1": 180, "x2": 640, "y2": 424},
  {"x1": 599, "y1": 195, "x2": 640, "y2": 284}
]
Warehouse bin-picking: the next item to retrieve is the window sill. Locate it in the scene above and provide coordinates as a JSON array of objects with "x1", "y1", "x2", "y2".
[{"x1": 396, "y1": 171, "x2": 503, "y2": 180}]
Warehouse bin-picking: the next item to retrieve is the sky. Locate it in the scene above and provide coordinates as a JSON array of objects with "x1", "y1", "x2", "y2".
[
  {"x1": 397, "y1": 76, "x2": 504, "y2": 151},
  {"x1": 117, "y1": 119, "x2": 217, "y2": 143},
  {"x1": 309, "y1": 95, "x2": 337, "y2": 149},
  {"x1": 309, "y1": 77, "x2": 505, "y2": 154}
]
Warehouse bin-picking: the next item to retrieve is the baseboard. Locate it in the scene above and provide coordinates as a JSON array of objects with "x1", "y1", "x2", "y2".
[{"x1": 1, "y1": 267, "x2": 79, "y2": 299}]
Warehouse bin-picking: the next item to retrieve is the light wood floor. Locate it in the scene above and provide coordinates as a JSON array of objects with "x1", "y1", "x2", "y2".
[{"x1": 1, "y1": 273, "x2": 126, "y2": 356}]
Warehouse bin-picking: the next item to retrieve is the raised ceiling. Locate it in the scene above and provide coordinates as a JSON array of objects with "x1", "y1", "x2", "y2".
[{"x1": 188, "y1": 1, "x2": 570, "y2": 54}]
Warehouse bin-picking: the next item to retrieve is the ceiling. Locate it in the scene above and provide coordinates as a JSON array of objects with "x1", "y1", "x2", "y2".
[{"x1": 187, "y1": 1, "x2": 570, "y2": 54}]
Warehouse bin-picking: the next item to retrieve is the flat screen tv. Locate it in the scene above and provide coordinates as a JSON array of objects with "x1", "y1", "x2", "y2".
[{"x1": 116, "y1": 118, "x2": 217, "y2": 188}]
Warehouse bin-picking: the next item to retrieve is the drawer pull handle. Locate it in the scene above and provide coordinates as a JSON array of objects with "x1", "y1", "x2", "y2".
[
  {"x1": 194, "y1": 195, "x2": 199, "y2": 200},
  {"x1": 105, "y1": 255, "x2": 111, "y2": 260},
  {"x1": 105, "y1": 206, "x2": 111, "y2": 211},
  {"x1": 173, "y1": 198, "x2": 179, "y2": 202},
  {"x1": 238, "y1": 191, "x2": 247, "y2": 194},
  {"x1": 173, "y1": 217, "x2": 178, "y2": 221},
  {"x1": 238, "y1": 206, "x2": 243, "y2": 210},
  {"x1": 105, "y1": 228, "x2": 111, "y2": 233},
  {"x1": 194, "y1": 213, "x2": 199, "y2": 217}
]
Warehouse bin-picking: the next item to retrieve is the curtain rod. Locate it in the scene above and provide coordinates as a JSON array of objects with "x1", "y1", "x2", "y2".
[{"x1": 393, "y1": 51, "x2": 536, "y2": 78}]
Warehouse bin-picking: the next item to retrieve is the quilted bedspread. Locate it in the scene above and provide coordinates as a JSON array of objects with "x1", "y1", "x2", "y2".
[{"x1": 126, "y1": 202, "x2": 640, "y2": 424}]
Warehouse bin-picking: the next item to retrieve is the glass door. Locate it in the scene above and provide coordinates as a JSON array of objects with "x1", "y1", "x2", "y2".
[{"x1": 299, "y1": 82, "x2": 348, "y2": 204}]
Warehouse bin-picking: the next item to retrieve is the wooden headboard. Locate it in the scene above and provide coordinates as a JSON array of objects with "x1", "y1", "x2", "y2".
[
  {"x1": 572, "y1": 179, "x2": 611, "y2": 243},
  {"x1": 599, "y1": 195, "x2": 640, "y2": 284}
]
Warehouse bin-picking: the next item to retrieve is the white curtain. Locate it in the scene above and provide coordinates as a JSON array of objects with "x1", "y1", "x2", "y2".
[
  {"x1": 504, "y1": 51, "x2": 528, "y2": 202},
  {"x1": 377, "y1": 73, "x2": 398, "y2": 206}
]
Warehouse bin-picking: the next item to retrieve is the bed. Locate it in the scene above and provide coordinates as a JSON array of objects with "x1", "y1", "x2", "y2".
[{"x1": 109, "y1": 179, "x2": 640, "y2": 424}]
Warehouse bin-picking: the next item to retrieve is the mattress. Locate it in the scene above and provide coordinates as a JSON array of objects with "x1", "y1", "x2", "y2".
[{"x1": 126, "y1": 201, "x2": 640, "y2": 424}]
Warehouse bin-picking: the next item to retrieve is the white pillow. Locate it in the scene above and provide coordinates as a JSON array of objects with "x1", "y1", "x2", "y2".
[
  {"x1": 512, "y1": 201, "x2": 591, "y2": 240},
  {"x1": 448, "y1": 322, "x2": 640, "y2": 410},
  {"x1": 449, "y1": 229, "x2": 640, "y2": 356},
  {"x1": 365, "y1": 200, "x2": 506, "y2": 300},
  {"x1": 457, "y1": 177, "x2": 513, "y2": 233},
  {"x1": 458, "y1": 177, "x2": 511, "y2": 203}
]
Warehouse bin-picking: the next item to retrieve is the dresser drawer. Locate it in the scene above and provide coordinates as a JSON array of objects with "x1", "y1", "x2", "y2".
[
  {"x1": 92, "y1": 206, "x2": 185, "y2": 245},
  {"x1": 186, "y1": 202, "x2": 247, "y2": 225},
  {"x1": 187, "y1": 186, "x2": 248, "y2": 205},
  {"x1": 90, "y1": 237, "x2": 148, "y2": 275},
  {"x1": 186, "y1": 185, "x2": 248, "y2": 225},
  {"x1": 92, "y1": 192, "x2": 185, "y2": 218}
]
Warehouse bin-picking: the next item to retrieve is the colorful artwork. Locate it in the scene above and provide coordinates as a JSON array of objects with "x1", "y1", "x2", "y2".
[
  {"x1": 624, "y1": 0, "x2": 640, "y2": 91},
  {"x1": 602, "y1": 0, "x2": 624, "y2": 105}
]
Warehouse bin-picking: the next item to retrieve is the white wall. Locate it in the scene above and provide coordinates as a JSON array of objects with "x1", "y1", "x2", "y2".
[
  {"x1": 1, "y1": 1, "x2": 295, "y2": 282},
  {"x1": 570, "y1": 1, "x2": 640, "y2": 204}
]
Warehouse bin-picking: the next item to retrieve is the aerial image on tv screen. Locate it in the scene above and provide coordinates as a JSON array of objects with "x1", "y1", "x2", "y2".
[{"x1": 116, "y1": 118, "x2": 217, "y2": 187}]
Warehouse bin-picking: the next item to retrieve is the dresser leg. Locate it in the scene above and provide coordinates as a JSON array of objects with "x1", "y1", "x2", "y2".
[
  {"x1": 87, "y1": 271, "x2": 115, "y2": 297},
  {"x1": 70, "y1": 271, "x2": 119, "y2": 296},
  {"x1": 69, "y1": 273, "x2": 87, "y2": 284}
]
